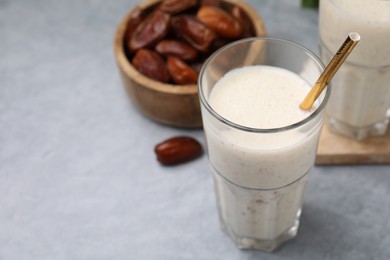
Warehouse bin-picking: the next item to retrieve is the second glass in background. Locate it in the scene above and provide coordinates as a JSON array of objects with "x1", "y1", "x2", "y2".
[{"x1": 319, "y1": 0, "x2": 390, "y2": 140}]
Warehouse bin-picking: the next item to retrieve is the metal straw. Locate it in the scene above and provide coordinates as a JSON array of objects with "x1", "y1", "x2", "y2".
[{"x1": 300, "y1": 32, "x2": 360, "y2": 110}]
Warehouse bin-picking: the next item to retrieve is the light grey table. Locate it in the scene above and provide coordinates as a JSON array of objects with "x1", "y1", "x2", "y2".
[{"x1": 1, "y1": 0, "x2": 389, "y2": 259}]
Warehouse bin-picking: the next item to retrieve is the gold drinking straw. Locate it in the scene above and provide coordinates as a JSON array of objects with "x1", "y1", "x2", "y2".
[{"x1": 300, "y1": 32, "x2": 360, "y2": 110}]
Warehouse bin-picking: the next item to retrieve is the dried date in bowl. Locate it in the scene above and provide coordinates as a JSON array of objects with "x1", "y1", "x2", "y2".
[{"x1": 113, "y1": 0, "x2": 266, "y2": 128}]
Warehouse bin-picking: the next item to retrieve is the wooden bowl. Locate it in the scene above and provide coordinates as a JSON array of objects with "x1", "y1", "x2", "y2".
[{"x1": 113, "y1": 0, "x2": 266, "y2": 128}]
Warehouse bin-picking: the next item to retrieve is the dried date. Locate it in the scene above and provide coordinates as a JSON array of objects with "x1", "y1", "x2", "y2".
[
  {"x1": 129, "y1": 10, "x2": 171, "y2": 52},
  {"x1": 155, "y1": 40, "x2": 198, "y2": 61},
  {"x1": 132, "y1": 49, "x2": 171, "y2": 83},
  {"x1": 155, "y1": 136, "x2": 203, "y2": 165},
  {"x1": 158, "y1": 0, "x2": 198, "y2": 14},
  {"x1": 230, "y1": 5, "x2": 255, "y2": 38},
  {"x1": 167, "y1": 56, "x2": 199, "y2": 85},
  {"x1": 124, "y1": 7, "x2": 145, "y2": 46},
  {"x1": 171, "y1": 15, "x2": 216, "y2": 53},
  {"x1": 197, "y1": 6, "x2": 241, "y2": 39}
]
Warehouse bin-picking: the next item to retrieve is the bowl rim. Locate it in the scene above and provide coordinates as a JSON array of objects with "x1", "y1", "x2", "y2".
[{"x1": 113, "y1": 0, "x2": 267, "y2": 95}]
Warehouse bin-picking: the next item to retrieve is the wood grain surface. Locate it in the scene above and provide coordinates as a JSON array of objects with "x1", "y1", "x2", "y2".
[{"x1": 316, "y1": 122, "x2": 390, "y2": 165}]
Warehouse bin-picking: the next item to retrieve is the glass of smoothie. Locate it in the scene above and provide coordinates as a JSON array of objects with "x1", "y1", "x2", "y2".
[
  {"x1": 319, "y1": 0, "x2": 390, "y2": 140},
  {"x1": 198, "y1": 38, "x2": 330, "y2": 252}
]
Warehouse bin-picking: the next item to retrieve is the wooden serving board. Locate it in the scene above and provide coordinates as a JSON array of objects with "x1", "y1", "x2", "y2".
[{"x1": 316, "y1": 122, "x2": 390, "y2": 165}]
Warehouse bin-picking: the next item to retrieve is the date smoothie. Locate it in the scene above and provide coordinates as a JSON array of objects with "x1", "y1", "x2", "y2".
[
  {"x1": 202, "y1": 65, "x2": 325, "y2": 251},
  {"x1": 319, "y1": 0, "x2": 390, "y2": 139}
]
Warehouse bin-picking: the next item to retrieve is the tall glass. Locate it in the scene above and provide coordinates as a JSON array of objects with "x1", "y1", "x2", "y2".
[
  {"x1": 199, "y1": 38, "x2": 330, "y2": 252},
  {"x1": 319, "y1": 0, "x2": 390, "y2": 140}
]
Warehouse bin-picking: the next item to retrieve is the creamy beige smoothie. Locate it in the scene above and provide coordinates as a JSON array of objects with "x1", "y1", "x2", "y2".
[
  {"x1": 202, "y1": 65, "x2": 324, "y2": 250},
  {"x1": 319, "y1": 0, "x2": 390, "y2": 139}
]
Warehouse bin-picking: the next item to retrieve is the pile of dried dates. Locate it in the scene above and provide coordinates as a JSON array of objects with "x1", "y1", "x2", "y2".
[{"x1": 124, "y1": 0, "x2": 256, "y2": 85}]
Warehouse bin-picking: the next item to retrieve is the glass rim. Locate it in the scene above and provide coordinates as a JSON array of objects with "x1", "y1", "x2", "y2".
[{"x1": 198, "y1": 37, "x2": 331, "y2": 133}]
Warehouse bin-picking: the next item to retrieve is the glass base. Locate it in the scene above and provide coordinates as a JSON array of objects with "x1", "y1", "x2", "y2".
[
  {"x1": 220, "y1": 209, "x2": 301, "y2": 252},
  {"x1": 329, "y1": 117, "x2": 390, "y2": 141}
]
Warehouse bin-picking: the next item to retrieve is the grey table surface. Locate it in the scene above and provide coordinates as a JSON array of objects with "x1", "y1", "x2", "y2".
[{"x1": 1, "y1": 0, "x2": 390, "y2": 259}]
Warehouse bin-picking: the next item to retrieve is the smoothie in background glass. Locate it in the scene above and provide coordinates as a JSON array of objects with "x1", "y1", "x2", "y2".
[
  {"x1": 319, "y1": 0, "x2": 390, "y2": 140},
  {"x1": 199, "y1": 38, "x2": 330, "y2": 252}
]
